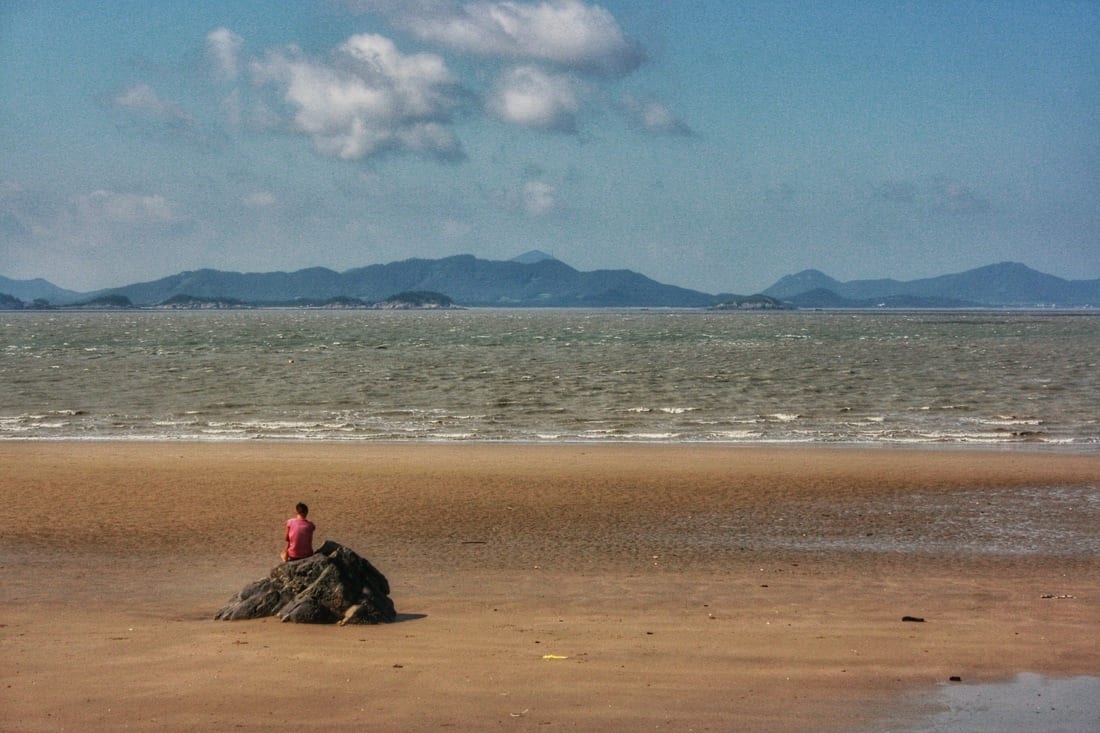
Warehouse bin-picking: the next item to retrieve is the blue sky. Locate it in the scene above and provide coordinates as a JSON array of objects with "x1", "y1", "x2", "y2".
[{"x1": 1, "y1": 1, "x2": 1097, "y2": 294}]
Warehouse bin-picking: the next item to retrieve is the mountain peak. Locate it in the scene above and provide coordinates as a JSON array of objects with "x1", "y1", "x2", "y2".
[
  {"x1": 763, "y1": 261, "x2": 1098, "y2": 307},
  {"x1": 763, "y1": 269, "x2": 841, "y2": 299},
  {"x1": 511, "y1": 250, "x2": 558, "y2": 265}
]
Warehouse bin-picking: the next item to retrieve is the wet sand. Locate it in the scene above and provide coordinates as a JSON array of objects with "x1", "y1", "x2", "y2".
[{"x1": 2, "y1": 442, "x2": 1098, "y2": 731}]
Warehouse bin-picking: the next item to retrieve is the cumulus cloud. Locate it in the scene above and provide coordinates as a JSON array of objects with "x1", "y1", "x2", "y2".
[
  {"x1": 620, "y1": 94, "x2": 691, "y2": 136},
  {"x1": 0, "y1": 184, "x2": 189, "y2": 288},
  {"x1": 112, "y1": 84, "x2": 194, "y2": 126},
  {"x1": 219, "y1": 87, "x2": 244, "y2": 128},
  {"x1": 523, "y1": 180, "x2": 556, "y2": 215},
  {"x1": 242, "y1": 191, "x2": 276, "y2": 208},
  {"x1": 933, "y1": 180, "x2": 990, "y2": 215},
  {"x1": 874, "y1": 178, "x2": 990, "y2": 215},
  {"x1": 251, "y1": 34, "x2": 466, "y2": 160},
  {"x1": 0, "y1": 181, "x2": 36, "y2": 239},
  {"x1": 75, "y1": 190, "x2": 180, "y2": 226},
  {"x1": 352, "y1": 0, "x2": 644, "y2": 76},
  {"x1": 489, "y1": 66, "x2": 578, "y2": 131},
  {"x1": 441, "y1": 217, "x2": 472, "y2": 240},
  {"x1": 207, "y1": 27, "x2": 244, "y2": 81}
]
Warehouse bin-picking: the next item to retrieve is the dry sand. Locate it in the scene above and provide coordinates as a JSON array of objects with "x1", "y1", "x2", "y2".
[{"x1": 2, "y1": 442, "x2": 1098, "y2": 732}]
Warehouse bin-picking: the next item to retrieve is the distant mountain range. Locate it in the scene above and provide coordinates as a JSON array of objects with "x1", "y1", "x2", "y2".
[
  {"x1": 1, "y1": 255, "x2": 1098, "y2": 309},
  {"x1": 763, "y1": 262, "x2": 1100, "y2": 308},
  {"x1": 0, "y1": 252, "x2": 716, "y2": 308}
]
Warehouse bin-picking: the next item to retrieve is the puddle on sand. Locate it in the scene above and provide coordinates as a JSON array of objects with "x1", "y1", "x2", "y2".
[{"x1": 870, "y1": 673, "x2": 1100, "y2": 733}]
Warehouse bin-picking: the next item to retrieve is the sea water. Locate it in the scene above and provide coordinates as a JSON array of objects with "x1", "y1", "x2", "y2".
[
  {"x1": 875, "y1": 673, "x2": 1100, "y2": 733},
  {"x1": 1, "y1": 309, "x2": 1098, "y2": 446}
]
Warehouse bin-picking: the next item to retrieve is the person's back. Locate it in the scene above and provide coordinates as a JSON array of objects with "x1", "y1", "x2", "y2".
[{"x1": 284, "y1": 502, "x2": 315, "y2": 561}]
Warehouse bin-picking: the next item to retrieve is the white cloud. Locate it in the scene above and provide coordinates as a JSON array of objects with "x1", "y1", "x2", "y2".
[
  {"x1": 621, "y1": 94, "x2": 691, "y2": 136},
  {"x1": 220, "y1": 87, "x2": 243, "y2": 128},
  {"x1": 112, "y1": 84, "x2": 194, "y2": 126},
  {"x1": 874, "y1": 178, "x2": 991, "y2": 216},
  {"x1": 0, "y1": 181, "x2": 36, "y2": 239},
  {"x1": 934, "y1": 180, "x2": 990, "y2": 215},
  {"x1": 523, "y1": 180, "x2": 556, "y2": 215},
  {"x1": 75, "y1": 190, "x2": 180, "y2": 226},
  {"x1": 489, "y1": 66, "x2": 578, "y2": 131},
  {"x1": 243, "y1": 191, "x2": 276, "y2": 208},
  {"x1": 247, "y1": 98, "x2": 283, "y2": 130},
  {"x1": 441, "y1": 217, "x2": 472, "y2": 240},
  {"x1": 0, "y1": 184, "x2": 192, "y2": 289},
  {"x1": 353, "y1": 0, "x2": 644, "y2": 76},
  {"x1": 207, "y1": 27, "x2": 244, "y2": 81},
  {"x1": 251, "y1": 34, "x2": 465, "y2": 160}
]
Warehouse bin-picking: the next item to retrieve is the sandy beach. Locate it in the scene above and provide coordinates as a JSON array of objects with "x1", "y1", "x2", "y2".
[{"x1": 2, "y1": 442, "x2": 1098, "y2": 731}]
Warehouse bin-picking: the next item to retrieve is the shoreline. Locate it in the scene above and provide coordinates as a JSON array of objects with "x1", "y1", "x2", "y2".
[
  {"x1": 3, "y1": 435, "x2": 1098, "y2": 454},
  {"x1": 3, "y1": 442, "x2": 1098, "y2": 731}
]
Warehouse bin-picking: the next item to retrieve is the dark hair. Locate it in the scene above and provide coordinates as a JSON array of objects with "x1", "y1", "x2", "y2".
[{"x1": 295, "y1": 502, "x2": 309, "y2": 517}]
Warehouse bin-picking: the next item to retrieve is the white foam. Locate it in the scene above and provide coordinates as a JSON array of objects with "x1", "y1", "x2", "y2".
[
  {"x1": 984, "y1": 417, "x2": 1043, "y2": 426},
  {"x1": 710, "y1": 430, "x2": 763, "y2": 439}
]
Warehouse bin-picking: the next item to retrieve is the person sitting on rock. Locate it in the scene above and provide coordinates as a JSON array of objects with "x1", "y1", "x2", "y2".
[{"x1": 281, "y1": 502, "x2": 315, "y2": 562}]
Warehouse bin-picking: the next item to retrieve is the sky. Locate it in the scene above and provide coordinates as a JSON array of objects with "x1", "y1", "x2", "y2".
[{"x1": 1, "y1": 1, "x2": 1097, "y2": 295}]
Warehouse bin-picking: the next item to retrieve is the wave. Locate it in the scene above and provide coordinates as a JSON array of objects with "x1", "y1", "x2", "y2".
[{"x1": 3, "y1": 309, "x2": 1097, "y2": 448}]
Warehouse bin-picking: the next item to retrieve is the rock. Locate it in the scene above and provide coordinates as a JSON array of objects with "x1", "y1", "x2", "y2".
[
  {"x1": 215, "y1": 540, "x2": 396, "y2": 624},
  {"x1": 901, "y1": 615, "x2": 925, "y2": 622},
  {"x1": 277, "y1": 596, "x2": 337, "y2": 624}
]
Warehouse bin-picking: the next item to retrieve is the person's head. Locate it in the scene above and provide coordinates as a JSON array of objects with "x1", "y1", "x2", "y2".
[{"x1": 295, "y1": 502, "x2": 309, "y2": 518}]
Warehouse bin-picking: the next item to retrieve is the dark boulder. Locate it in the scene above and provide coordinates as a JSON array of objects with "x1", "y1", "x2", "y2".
[{"x1": 215, "y1": 540, "x2": 396, "y2": 624}]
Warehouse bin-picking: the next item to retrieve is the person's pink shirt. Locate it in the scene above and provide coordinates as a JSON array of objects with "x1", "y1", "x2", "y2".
[{"x1": 285, "y1": 517, "x2": 315, "y2": 559}]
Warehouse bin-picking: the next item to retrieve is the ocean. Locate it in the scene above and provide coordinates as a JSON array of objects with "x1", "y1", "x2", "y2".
[{"x1": 2, "y1": 309, "x2": 1098, "y2": 447}]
